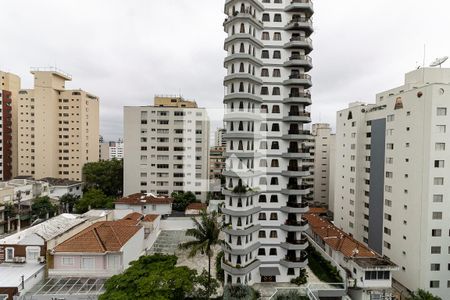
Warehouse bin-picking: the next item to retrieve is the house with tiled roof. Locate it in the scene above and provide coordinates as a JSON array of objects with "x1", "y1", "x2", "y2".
[
  {"x1": 185, "y1": 202, "x2": 207, "y2": 215},
  {"x1": 305, "y1": 213, "x2": 398, "y2": 300},
  {"x1": 48, "y1": 219, "x2": 144, "y2": 277},
  {"x1": 115, "y1": 193, "x2": 173, "y2": 216}
]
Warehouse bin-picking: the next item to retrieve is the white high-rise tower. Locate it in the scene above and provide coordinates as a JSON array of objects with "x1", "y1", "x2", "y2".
[{"x1": 221, "y1": 0, "x2": 314, "y2": 284}]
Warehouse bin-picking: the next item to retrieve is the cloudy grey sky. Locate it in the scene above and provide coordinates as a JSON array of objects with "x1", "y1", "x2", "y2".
[{"x1": 1, "y1": 0, "x2": 449, "y2": 140}]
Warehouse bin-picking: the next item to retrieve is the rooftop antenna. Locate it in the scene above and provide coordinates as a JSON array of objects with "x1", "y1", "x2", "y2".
[{"x1": 430, "y1": 56, "x2": 449, "y2": 68}]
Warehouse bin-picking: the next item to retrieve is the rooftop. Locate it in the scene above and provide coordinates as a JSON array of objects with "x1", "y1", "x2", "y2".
[
  {"x1": 39, "y1": 177, "x2": 82, "y2": 186},
  {"x1": 186, "y1": 203, "x2": 207, "y2": 211},
  {"x1": 143, "y1": 214, "x2": 159, "y2": 222},
  {"x1": 54, "y1": 220, "x2": 141, "y2": 253},
  {"x1": 0, "y1": 263, "x2": 45, "y2": 288},
  {"x1": 0, "y1": 214, "x2": 91, "y2": 244},
  {"x1": 115, "y1": 193, "x2": 173, "y2": 205},
  {"x1": 353, "y1": 257, "x2": 398, "y2": 269}
]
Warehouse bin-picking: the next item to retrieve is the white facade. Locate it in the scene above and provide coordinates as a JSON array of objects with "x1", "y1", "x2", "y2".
[
  {"x1": 221, "y1": 0, "x2": 314, "y2": 285},
  {"x1": 215, "y1": 128, "x2": 226, "y2": 147},
  {"x1": 311, "y1": 123, "x2": 335, "y2": 208},
  {"x1": 333, "y1": 68, "x2": 450, "y2": 299},
  {"x1": 115, "y1": 203, "x2": 172, "y2": 216},
  {"x1": 100, "y1": 141, "x2": 124, "y2": 160},
  {"x1": 123, "y1": 97, "x2": 210, "y2": 202}
]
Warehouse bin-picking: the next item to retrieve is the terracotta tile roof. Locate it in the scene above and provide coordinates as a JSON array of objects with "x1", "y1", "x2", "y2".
[
  {"x1": 305, "y1": 213, "x2": 378, "y2": 258},
  {"x1": 186, "y1": 203, "x2": 207, "y2": 210},
  {"x1": 143, "y1": 214, "x2": 159, "y2": 222},
  {"x1": 307, "y1": 207, "x2": 328, "y2": 214},
  {"x1": 123, "y1": 212, "x2": 143, "y2": 221},
  {"x1": 115, "y1": 193, "x2": 173, "y2": 205},
  {"x1": 54, "y1": 221, "x2": 142, "y2": 253}
]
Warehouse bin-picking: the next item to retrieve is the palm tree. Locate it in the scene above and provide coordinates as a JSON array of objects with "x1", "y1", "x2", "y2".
[
  {"x1": 407, "y1": 289, "x2": 442, "y2": 300},
  {"x1": 179, "y1": 210, "x2": 225, "y2": 297}
]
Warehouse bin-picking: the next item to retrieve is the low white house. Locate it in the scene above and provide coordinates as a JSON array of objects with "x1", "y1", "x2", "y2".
[
  {"x1": 115, "y1": 193, "x2": 173, "y2": 216},
  {"x1": 305, "y1": 213, "x2": 399, "y2": 300},
  {"x1": 40, "y1": 177, "x2": 83, "y2": 200}
]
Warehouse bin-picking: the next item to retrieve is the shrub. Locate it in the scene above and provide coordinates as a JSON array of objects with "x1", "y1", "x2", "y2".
[
  {"x1": 216, "y1": 251, "x2": 225, "y2": 283},
  {"x1": 307, "y1": 246, "x2": 342, "y2": 283},
  {"x1": 274, "y1": 290, "x2": 309, "y2": 300},
  {"x1": 223, "y1": 284, "x2": 258, "y2": 300},
  {"x1": 290, "y1": 268, "x2": 308, "y2": 285}
]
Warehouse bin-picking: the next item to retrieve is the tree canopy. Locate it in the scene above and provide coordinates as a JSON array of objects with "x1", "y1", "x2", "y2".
[
  {"x1": 75, "y1": 188, "x2": 114, "y2": 213},
  {"x1": 59, "y1": 193, "x2": 80, "y2": 213},
  {"x1": 82, "y1": 159, "x2": 123, "y2": 197},
  {"x1": 32, "y1": 196, "x2": 57, "y2": 219},
  {"x1": 407, "y1": 289, "x2": 442, "y2": 300},
  {"x1": 171, "y1": 191, "x2": 198, "y2": 211},
  {"x1": 99, "y1": 254, "x2": 217, "y2": 300}
]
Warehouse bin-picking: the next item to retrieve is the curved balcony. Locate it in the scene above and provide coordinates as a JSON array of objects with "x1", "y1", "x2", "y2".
[
  {"x1": 282, "y1": 112, "x2": 312, "y2": 123},
  {"x1": 224, "y1": 151, "x2": 264, "y2": 158},
  {"x1": 224, "y1": 73, "x2": 263, "y2": 85},
  {"x1": 225, "y1": 0, "x2": 264, "y2": 13},
  {"x1": 281, "y1": 166, "x2": 310, "y2": 177},
  {"x1": 284, "y1": 18, "x2": 313, "y2": 35},
  {"x1": 280, "y1": 237, "x2": 309, "y2": 250},
  {"x1": 282, "y1": 130, "x2": 313, "y2": 141},
  {"x1": 224, "y1": 111, "x2": 263, "y2": 121},
  {"x1": 222, "y1": 258, "x2": 261, "y2": 276},
  {"x1": 223, "y1": 132, "x2": 262, "y2": 140},
  {"x1": 224, "y1": 12, "x2": 264, "y2": 30},
  {"x1": 224, "y1": 33, "x2": 264, "y2": 49},
  {"x1": 284, "y1": 0, "x2": 314, "y2": 14},
  {"x1": 222, "y1": 206, "x2": 261, "y2": 217},
  {"x1": 280, "y1": 256, "x2": 308, "y2": 268},
  {"x1": 281, "y1": 185, "x2": 310, "y2": 195},
  {"x1": 223, "y1": 224, "x2": 261, "y2": 236},
  {"x1": 283, "y1": 92, "x2": 312, "y2": 105},
  {"x1": 281, "y1": 148, "x2": 311, "y2": 159},
  {"x1": 281, "y1": 201, "x2": 309, "y2": 213},
  {"x1": 222, "y1": 187, "x2": 261, "y2": 197},
  {"x1": 283, "y1": 74, "x2": 312, "y2": 88},
  {"x1": 281, "y1": 219, "x2": 309, "y2": 232},
  {"x1": 223, "y1": 241, "x2": 261, "y2": 255},
  {"x1": 283, "y1": 37, "x2": 313, "y2": 53},
  {"x1": 283, "y1": 55, "x2": 313, "y2": 70},
  {"x1": 223, "y1": 170, "x2": 264, "y2": 178},
  {"x1": 224, "y1": 92, "x2": 263, "y2": 103},
  {"x1": 224, "y1": 53, "x2": 263, "y2": 67}
]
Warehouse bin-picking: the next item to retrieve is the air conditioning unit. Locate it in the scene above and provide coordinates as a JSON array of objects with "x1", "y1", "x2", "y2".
[{"x1": 37, "y1": 256, "x2": 46, "y2": 263}]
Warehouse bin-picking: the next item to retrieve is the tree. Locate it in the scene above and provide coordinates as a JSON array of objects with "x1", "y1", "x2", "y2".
[
  {"x1": 171, "y1": 191, "x2": 197, "y2": 211},
  {"x1": 179, "y1": 210, "x2": 225, "y2": 298},
  {"x1": 99, "y1": 254, "x2": 197, "y2": 300},
  {"x1": 75, "y1": 189, "x2": 114, "y2": 214},
  {"x1": 4, "y1": 202, "x2": 16, "y2": 232},
  {"x1": 82, "y1": 159, "x2": 123, "y2": 197},
  {"x1": 192, "y1": 270, "x2": 220, "y2": 299},
  {"x1": 32, "y1": 196, "x2": 57, "y2": 219},
  {"x1": 59, "y1": 194, "x2": 80, "y2": 213},
  {"x1": 407, "y1": 289, "x2": 442, "y2": 300}
]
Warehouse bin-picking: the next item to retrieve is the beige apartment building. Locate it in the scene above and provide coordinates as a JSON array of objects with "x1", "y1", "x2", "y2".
[
  {"x1": 124, "y1": 96, "x2": 210, "y2": 201},
  {"x1": 17, "y1": 68, "x2": 99, "y2": 181}
]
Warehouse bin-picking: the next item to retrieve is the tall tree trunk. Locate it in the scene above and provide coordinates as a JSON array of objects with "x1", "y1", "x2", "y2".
[{"x1": 208, "y1": 253, "x2": 211, "y2": 298}]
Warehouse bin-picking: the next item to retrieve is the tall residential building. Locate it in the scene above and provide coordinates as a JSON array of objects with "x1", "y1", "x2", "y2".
[
  {"x1": 209, "y1": 146, "x2": 226, "y2": 180},
  {"x1": 310, "y1": 123, "x2": 335, "y2": 208},
  {"x1": 0, "y1": 71, "x2": 20, "y2": 180},
  {"x1": 221, "y1": 0, "x2": 314, "y2": 284},
  {"x1": 17, "y1": 68, "x2": 99, "y2": 181},
  {"x1": 333, "y1": 68, "x2": 450, "y2": 298},
  {"x1": 215, "y1": 128, "x2": 226, "y2": 147},
  {"x1": 123, "y1": 96, "x2": 210, "y2": 201},
  {"x1": 100, "y1": 141, "x2": 124, "y2": 160}
]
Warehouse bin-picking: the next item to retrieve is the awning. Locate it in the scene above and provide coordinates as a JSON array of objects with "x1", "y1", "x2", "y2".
[{"x1": 259, "y1": 267, "x2": 281, "y2": 276}]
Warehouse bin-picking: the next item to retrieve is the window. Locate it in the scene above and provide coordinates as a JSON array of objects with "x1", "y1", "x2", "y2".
[
  {"x1": 430, "y1": 264, "x2": 440, "y2": 271},
  {"x1": 431, "y1": 229, "x2": 442, "y2": 237},
  {"x1": 433, "y1": 194, "x2": 443, "y2": 203},
  {"x1": 433, "y1": 177, "x2": 444, "y2": 185},
  {"x1": 258, "y1": 248, "x2": 266, "y2": 256},
  {"x1": 432, "y1": 212, "x2": 443, "y2": 220},
  {"x1": 387, "y1": 114, "x2": 395, "y2": 122},
  {"x1": 262, "y1": 32, "x2": 270, "y2": 40},
  {"x1": 435, "y1": 143, "x2": 445, "y2": 151},
  {"x1": 259, "y1": 213, "x2": 266, "y2": 220},
  {"x1": 273, "y1": 14, "x2": 282, "y2": 22},
  {"x1": 434, "y1": 160, "x2": 444, "y2": 168},
  {"x1": 62, "y1": 257, "x2": 74, "y2": 265},
  {"x1": 261, "y1": 68, "x2": 269, "y2": 77},
  {"x1": 386, "y1": 143, "x2": 394, "y2": 150},
  {"x1": 5, "y1": 247, "x2": 14, "y2": 262},
  {"x1": 273, "y1": 32, "x2": 281, "y2": 40},
  {"x1": 273, "y1": 51, "x2": 281, "y2": 59},
  {"x1": 437, "y1": 107, "x2": 447, "y2": 116},
  {"x1": 261, "y1": 50, "x2": 269, "y2": 59},
  {"x1": 436, "y1": 125, "x2": 446, "y2": 133},
  {"x1": 270, "y1": 213, "x2": 278, "y2": 220},
  {"x1": 287, "y1": 268, "x2": 295, "y2": 275},
  {"x1": 431, "y1": 246, "x2": 441, "y2": 254},
  {"x1": 273, "y1": 69, "x2": 281, "y2": 77},
  {"x1": 82, "y1": 257, "x2": 95, "y2": 269},
  {"x1": 269, "y1": 248, "x2": 277, "y2": 255},
  {"x1": 262, "y1": 13, "x2": 270, "y2": 22},
  {"x1": 270, "y1": 230, "x2": 277, "y2": 238},
  {"x1": 259, "y1": 231, "x2": 266, "y2": 238},
  {"x1": 429, "y1": 281, "x2": 439, "y2": 288}
]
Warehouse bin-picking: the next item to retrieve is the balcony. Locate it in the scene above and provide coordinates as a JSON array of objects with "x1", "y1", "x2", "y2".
[
  {"x1": 224, "y1": 73, "x2": 263, "y2": 85},
  {"x1": 288, "y1": 129, "x2": 310, "y2": 135},
  {"x1": 223, "y1": 111, "x2": 263, "y2": 122},
  {"x1": 281, "y1": 255, "x2": 308, "y2": 268},
  {"x1": 224, "y1": 92, "x2": 263, "y2": 103},
  {"x1": 282, "y1": 148, "x2": 310, "y2": 159},
  {"x1": 281, "y1": 202, "x2": 309, "y2": 213},
  {"x1": 281, "y1": 238, "x2": 309, "y2": 250},
  {"x1": 283, "y1": 74, "x2": 312, "y2": 88},
  {"x1": 283, "y1": 36, "x2": 313, "y2": 53},
  {"x1": 222, "y1": 259, "x2": 261, "y2": 276},
  {"x1": 285, "y1": 17, "x2": 313, "y2": 34},
  {"x1": 224, "y1": 53, "x2": 263, "y2": 67},
  {"x1": 285, "y1": 0, "x2": 314, "y2": 14},
  {"x1": 281, "y1": 219, "x2": 309, "y2": 232},
  {"x1": 282, "y1": 166, "x2": 310, "y2": 177},
  {"x1": 223, "y1": 12, "x2": 264, "y2": 30},
  {"x1": 282, "y1": 129, "x2": 313, "y2": 140},
  {"x1": 284, "y1": 55, "x2": 313, "y2": 70},
  {"x1": 284, "y1": 91, "x2": 312, "y2": 105}
]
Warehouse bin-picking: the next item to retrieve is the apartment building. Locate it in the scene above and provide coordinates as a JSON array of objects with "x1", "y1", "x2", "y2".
[
  {"x1": 215, "y1": 128, "x2": 226, "y2": 147},
  {"x1": 210, "y1": 146, "x2": 226, "y2": 180},
  {"x1": 310, "y1": 123, "x2": 335, "y2": 208},
  {"x1": 17, "y1": 68, "x2": 99, "y2": 181},
  {"x1": 333, "y1": 68, "x2": 450, "y2": 298},
  {"x1": 0, "y1": 71, "x2": 20, "y2": 181},
  {"x1": 100, "y1": 141, "x2": 124, "y2": 160},
  {"x1": 221, "y1": 0, "x2": 314, "y2": 284},
  {"x1": 123, "y1": 96, "x2": 210, "y2": 201}
]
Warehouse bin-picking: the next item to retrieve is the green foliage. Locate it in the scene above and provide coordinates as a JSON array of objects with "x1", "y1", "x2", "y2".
[
  {"x1": 171, "y1": 191, "x2": 197, "y2": 211},
  {"x1": 82, "y1": 159, "x2": 123, "y2": 197},
  {"x1": 4, "y1": 202, "x2": 16, "y2": 219},
  {"x1": 100, "y1": 254, "x2": 197, "y2": 300},
  {"x1": 273, "y1": 290, "x2": 308, "y2": 300},
  {"x1": 223, "y1": 285, "x2": 258, "y2": 300},
  {"x1": 193, "y1": 269, "x2": 220, "y2": 299},
  {"x1": 59, "y1": 193, "x2": 80, "y2": 213},
  {"x1": 407, "y1": 289, "x2": 442, "y2": 300},
  {"x1": 216, "y1": 251, "x2": 225, "y2": 283},
  {"x1": 179, "y1": 210, "x2": 225, "y2": 298},
  {"x1": 32, "y1": 196, "x2": 57, "y2": 219},
  {"x1": 75, "y1": 188, "x2": 114, "y2": 214},
  {"x1": 232, "y1": 185, "x2": 247, "y2": 194},
  {"x1": 307, "y1": 247, "x2": 342, "y2": 283},
  {"x1": 290, "y1": 268, "x2": 308, "y2": 286}
]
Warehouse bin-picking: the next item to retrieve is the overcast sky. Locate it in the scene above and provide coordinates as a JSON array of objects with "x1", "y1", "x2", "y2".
[{"x1": 1, "y1": 0, "x2": 449, "y2": 140}]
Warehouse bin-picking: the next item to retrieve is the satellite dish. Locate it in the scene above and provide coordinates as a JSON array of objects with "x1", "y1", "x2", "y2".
[{"x1": 430, "y1": 56, "x2": 448, "y2": 67}]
